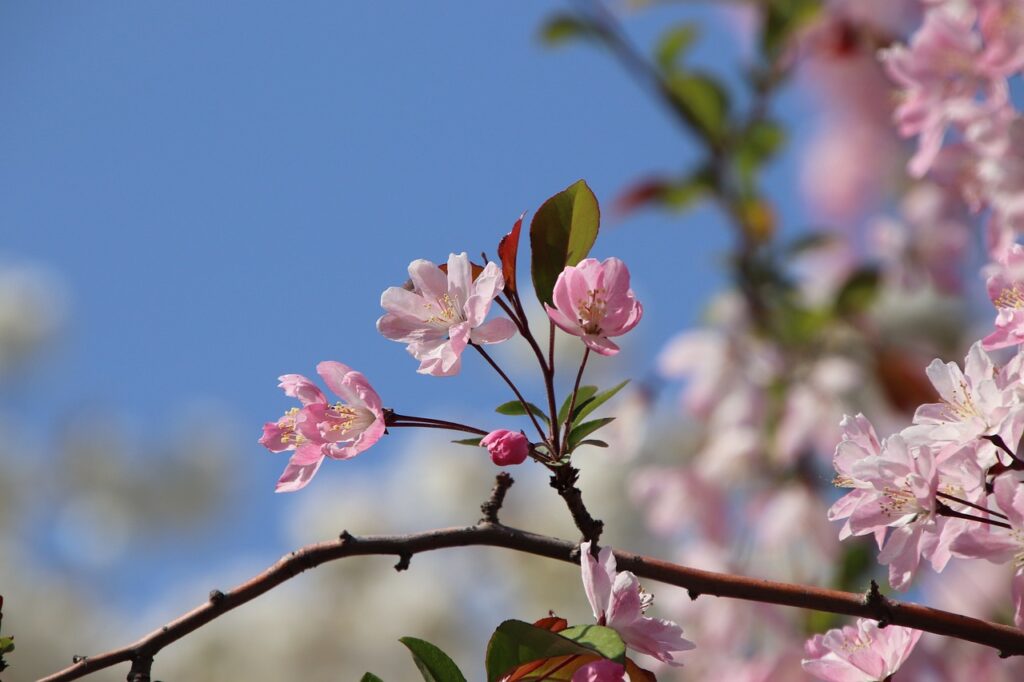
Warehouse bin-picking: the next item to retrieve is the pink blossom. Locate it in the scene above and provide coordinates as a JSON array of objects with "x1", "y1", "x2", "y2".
[
  {"x1": 377, "y1": 252, "x2": 517, "y2": 376},
  {"x1": 949, "y1": 473, "x2": 1024, "y2": 627},
  {"x1": 579, "y1": 541, "x2": 695, "y2": 666},
  {"x1": 259, "y1": 361, "x2": 385, "y2": 493},
  {"x1": 480, "y1": 429, "x2": 529, "y2": 466},
  {"x1": 979, "y1": 0, "x2": 1024, "y2": 76},
  {"x1": 801, "y1": 618, "x2": 921, "y2": 682},
  {"x1": 828, "y1": 414, "x2": 888, "y2": 547},
  {"x1": 570, "y1": 660, "x2": 627, "y2": 682},
  {"x1": 545, "y1": 258, "x2": 643, "y2": 356},
  {"x1": 901, "y1": 342, "x2": 1024, "y2": 468},
  {"x1": 983, "y1": 244, "x2": 1024, "y2": 349}
]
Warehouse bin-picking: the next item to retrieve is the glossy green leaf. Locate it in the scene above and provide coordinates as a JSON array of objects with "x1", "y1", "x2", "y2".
[
  {"x1": 539, "y1": 14, "x2": 599, "y2": 47},
  {"x1": 360, "y1": 674, "x2": 385, "y2": 682},
  {"x1": 576, "y1": 439, "x2": 608, "y2": 449},
  {"x1": 558, "y1": 385, "x2": 597, "y2": 425},
  {"x1": 485, "y1": 620, "x2": 606, "y2": 682},
  {"x1": 530, "y1": 180, "x2": 600, "y2": 306},
  {"x1": 559, "y1": 625, "x2": 626, "y2": 663},
  {"x1": 400, "y1": 637, "x2": 467, "y2": 682},
  {"x1": 568, "y1": 417, "x2": 615, "y2": 452},
  {"x1": 655, "y1": 23, "x2": 699, "y2": 71},
  {"x1": 665, "y1": 72, "x2": 730, "y2": 142},
  {"x1": 495, "y1": 401, "x2": 551, "y2": 425},
  {"x1": 573, "y1": 380, "x2": 629, "y2": 424},
  {"x1": 451, "y1": 437, "x2": 484, "y2": 447}
]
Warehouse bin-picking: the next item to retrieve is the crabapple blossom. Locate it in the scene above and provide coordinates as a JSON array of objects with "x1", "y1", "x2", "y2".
[
  {"x1": 545, "y1": 257, "x2": 642, "y2": 356},
  {"x1": 949, "y1": 473, "x2": 1024, "y2": 627},
  {"x1": 901, "y1": 342, "x2": 1024, "y2": 468},
  {"x1": 259, "y1": 361, "x2": 385, "y2": 493},
  {"x1": 377, "y1": 252, "x2": 516, "y2": 376},
  {"x1": 479, "y1": 429, "x2": 529, "y2": 466},
  {"x1": 801, "y1": 618, "x2": 921, "y2": 682},
  {"x1": 983, "y1": 244, "x2": 1024, "y2": 350},
  {"x1": 579, "y1": 541, "x2": 695, "y2": 666}
]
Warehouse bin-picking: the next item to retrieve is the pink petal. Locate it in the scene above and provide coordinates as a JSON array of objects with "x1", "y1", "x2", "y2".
[
  {"x1": 408, "y1": 258, "x2": 447, "y2": 301},
  {"x1": 583, "y1": 334, "x2": 620, "y2": 356},
  {"x1": 470, "y1": 317, "x2": 517, "y2": 344},
  {"x1": 275, "y1": 454, "x2": 325, "y2": 493},
  {"x1": 446, "y1": 252, "x2": 472, "y2": 308}
]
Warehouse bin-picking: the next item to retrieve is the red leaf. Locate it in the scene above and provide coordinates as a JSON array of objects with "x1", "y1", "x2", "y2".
[
  {"x1": 532, "y1": 616, "x2": 568, "y2": 633},
  {"x1": 498, "y1": 213, "x2": 524, "y2": 293}
]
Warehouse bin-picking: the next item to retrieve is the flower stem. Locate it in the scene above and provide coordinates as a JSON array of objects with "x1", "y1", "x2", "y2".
[
  {"x1": 561, "y1": 347, "x2": 591, "y2": 453},
  {"x1": 387, "y1": 412, "x2": 489, "y2": 436},
  {"x1": 982, "y1": 434, "x2": 1024, "y2": 467},
  {"x1": 471, "y1": 343, "x2": 550, "y2": 445},
  {"x1": 935, "y1": 491, "x2": 1009, "y2": 520},
  {"x1": 936, "y1": 502, "x2": 1012, "y2": 529}
]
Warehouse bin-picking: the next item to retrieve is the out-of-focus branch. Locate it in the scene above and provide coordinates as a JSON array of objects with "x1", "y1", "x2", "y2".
[{"x1": 40, "y1": 522, "x2": 1024, "y2": 681}]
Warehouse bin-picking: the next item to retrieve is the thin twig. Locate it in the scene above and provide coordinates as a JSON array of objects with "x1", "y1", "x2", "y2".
[
  {"x1": 39, "y1": 521, "x2": 1024, "y2": 681},
  {"x1": 936, "y1": 491, "x2": 1009, "y2": 521},
  {"x1": 480, "y1": 473, "x2": 515, "y2": 524},
  {"x1": 561, "y1": 347, "x2": 591, "y2": 453}
]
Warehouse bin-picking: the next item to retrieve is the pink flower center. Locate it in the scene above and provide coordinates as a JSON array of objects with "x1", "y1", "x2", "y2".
[
  {"x1": 322, "y1": 402, "x2": 376, "y2": 439},
  {"x1": 995, "y1": 283, "x2": 1024, "y2": 310},
  {"x1": 277, "y1": 408, "x2": 307, "y2": 445},
  {"x1": 576, "y1": 288, "x2": 607, "y2": 334},
  {"x1": 424, "y1": 293, "x2": 463, "y2": 327}
]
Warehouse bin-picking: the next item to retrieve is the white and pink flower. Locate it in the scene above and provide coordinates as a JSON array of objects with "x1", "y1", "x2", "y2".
[
  {"x1": 259, "y1": 361, "x2": 385, "y2": 492},
  {"x1": 983, "y1": 244, "x2": 1024, "y2": 350},
  {"x1": 545, "y1": 258, "x2": 643, "y2": 356},
  {"x1": 377, "y1": 252, "x2": 516, "y2": 377},
  {"x1": 801, "y1": 618, "x2": 921, "y2": 682},
  {"x1": 579, "y1": 541, "x2": 695, "y2": 666}
]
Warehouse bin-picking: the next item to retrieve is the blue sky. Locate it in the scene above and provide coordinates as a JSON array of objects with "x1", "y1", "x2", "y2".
[{"x1": 0, "y1": 1, "x2": 812, "y2": 601}]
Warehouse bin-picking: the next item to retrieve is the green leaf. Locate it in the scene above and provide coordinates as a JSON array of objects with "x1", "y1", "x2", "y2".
[
  {"x1": 568, "y1": 417, "x2": 615, "y2": 452},
  {"x1": 665, "y1": 72, "x2": 730, "y2": 142},
  {"x1": 559, "y1": 625, "x2": 626, "y2": 663},
  {"x1": 785, "y1": 231, "x2": 839, "y2": 256},
  {"x1": 735, "y1": 120, "x2": 786, "y2": 188},
  {"x1": 655, "y1": 23, "x2": 699, "y2": 71},
  {"x1": 762, "y1": 0, "x2": 822, "y2": 58},
  {"x1": 573, "y1": 379, "x2": 629, "y2": 424},
  {"x1": 530, "y1": 180, "x2": 600, "y2": 306},
  {"x1": 539, "y1": 14, "x2": 599, "y2": 47},
  {"x1": 834, "y1": 268, "x2": 880, "y2": 316},
  {"x1": 576, "y1": 439, "x2": 608, "y2": 449},
  {"x1": 495, "y1": 400, "x2": 551, "y2": 425},
  {"x1": 0, "y1": 637, "x2": 12, "y2": 654},
  {"x1": 451, "y1": 437, "x2": 483, "y2": 447},
  {"x1": 360, "y1": 674, "x2": 385, "y2": 682},
  {"x1": 399, "y1": 637, "x2": 467, "y2": 682},
  {"x1": 558, "y1": 385, "x2": 597, "y2": 425},
  {"x1": 485, "y1": 620, "x2": 606, "y2": 682}
]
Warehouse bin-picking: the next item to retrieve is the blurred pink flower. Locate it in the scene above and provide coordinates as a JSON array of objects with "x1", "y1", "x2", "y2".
[
  {"x1": 801, "y1": 618, "x2": 921, "y2": 682},
  {"x1": 580, "y1": 541, "x2": 695, "y2": 666},
  {"x1": 984, "y1": 245, "x2": 1024, "y2": 350},
  {"x1": 545, "y1": 257, "x2": 642, "y2": 356},
  {"x1": 377, "y1": 252, "x2": 516, "y2": 376},
  {"x1": 480, "y1": 429, "x2": 529, "y2": 466},
  {"x1": 259, "y1": 361, "x2": 385, "y2": 493}
]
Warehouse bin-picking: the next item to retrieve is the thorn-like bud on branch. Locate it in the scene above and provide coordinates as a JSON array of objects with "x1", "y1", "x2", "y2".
[
  {"x1": 865, "y1": 580, "x2": 894, "y2": 627},
  {"x1": 208, "y1": 590, "x2": 225, "y2": 604},
  {"x1": 688, "y1": 589, "x2": 701, "y2": 601},
  {"x1": 339, "y1": 530, "x2": 353, "y2": 543},
  {"x1": 394, "y1": 551, "x2": 412, "y2": 572},
  {"x1": 72, "y1": 655, "x2": 87, "y2": 663}
]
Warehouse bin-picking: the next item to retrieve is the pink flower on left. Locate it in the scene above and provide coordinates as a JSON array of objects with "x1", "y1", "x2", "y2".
[
  {"x1": 259, "y1": 361, "x2": 385, "y2": 493},
  {"x1": 580, "y1": 540, "x2": 695, "y2": 666},
  {"x1": 802, "y1": 618, "x2": 921, "y2": 682},
  {"x1": 377, "y1": 252, "x2": 517, "y2": 376}
]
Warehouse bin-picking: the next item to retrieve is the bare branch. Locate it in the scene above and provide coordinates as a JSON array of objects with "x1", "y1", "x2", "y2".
[{"x1": 39, "y1": 522, "x2": 1024, "y2": 681}]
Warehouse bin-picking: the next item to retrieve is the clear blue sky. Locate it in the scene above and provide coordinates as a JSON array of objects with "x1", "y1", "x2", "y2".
[{"x1": 0, "y1": 1, "x2": 811, "y2": 601}]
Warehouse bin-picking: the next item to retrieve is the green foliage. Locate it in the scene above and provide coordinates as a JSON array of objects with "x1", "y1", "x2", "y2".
[
  {"x1": 834, "y1": 268, "x2": 881, "y2": 316},
  {"x1": 539, "y1": 14, "x2": 600, "y2": 47},
  {"x1": 496, "y1": 400, "x2": 551, "y2": 426},
  {"x1": 530, "y1": 180, "x2": 600, "y2": 306},
  {"x1": 0, "y1": 596, "x2": 9, "y2": 674},
  {"x1": 399, "y1": 637, "x2": 467, "y2": 682},
  {"x1": 558, "y1": 385, "x2": 597, "y2": 425},
  {"x1": 360, "y1": 674, "x2": 385, "y2": 682},
  {"x1": 568, "y1": 417, "x2": 616, "y2": 452},
  {"x1": 451, "y1": 437, "x2": 484, "y2": 447},
  {"x1": 571, "y1": 380, "x2": 629, "y2": 426},
  {"x1": 665, "y1": 72, "x2": 730, "y2": 143},
  {"x1": 655, "y1": 23, "x2": 699, "y2": 71},
  {"x1": 761, "y1": 0, "x2": 822, "y2": 58},
  {"x1": 485, "y1": 620, "x2": 626, "y2": 682},
  {"x1": 735, "y1": 119, "x2": 786, "y2": 190}
]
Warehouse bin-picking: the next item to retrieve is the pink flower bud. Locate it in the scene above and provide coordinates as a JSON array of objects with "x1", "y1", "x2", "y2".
[{"x1": 480, "y1": 429, "x2": 529, "y2": 466}]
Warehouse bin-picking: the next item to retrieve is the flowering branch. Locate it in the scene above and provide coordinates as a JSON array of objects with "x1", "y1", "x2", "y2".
[{"x1": 40, "y1": 520, "x2": 1024, "y2": 681}]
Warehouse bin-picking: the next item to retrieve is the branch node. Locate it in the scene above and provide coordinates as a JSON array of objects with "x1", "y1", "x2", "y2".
[
  {"x1": 127, "y1": 654, "x2": 153, "y2": 682},
  {"x1": 394, "y1": 551, "x2": 412, "y2": 572},
  {"x1": 72, "y1": 655, "x2": 87, "y2": 663},
  {"x1": 549, "y1": 466, "x2": 604, "y2": 544},
  {"x1": 864, "y1": 580, "x2": 894, "y2": 627},
  {"x1": 1000, "y1": 650, "x2": 1012, "y2": 659},
  {"x1": 480, "y1": 472, "x2": 515, "y2": 524},
  {"x1": 208, "y1": 590, "x2": 225, "y2": 604},
  {"x1": 339, "y1": 530, "x2": 353, "y2": 543},
  {"x1": 687, "y1": 589, "x2": 701, "y2": 601}
]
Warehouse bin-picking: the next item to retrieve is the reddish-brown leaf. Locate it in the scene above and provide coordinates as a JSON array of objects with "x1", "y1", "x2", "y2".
[{"x1": 499, "y1": 213, "x2": 525, "y2": 293}]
